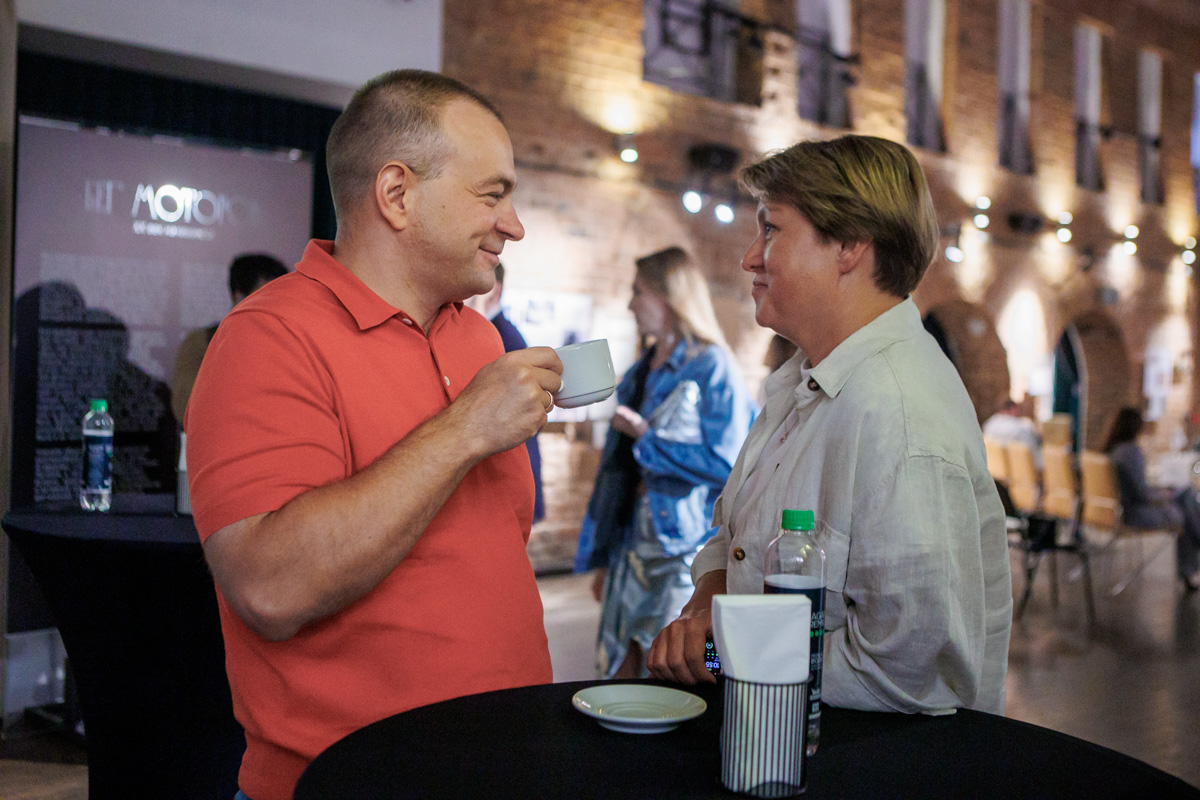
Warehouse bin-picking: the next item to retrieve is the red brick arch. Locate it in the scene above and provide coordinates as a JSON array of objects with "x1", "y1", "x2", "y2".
[
  {"x1": 922, "y1": 300, "x2": 1011, "y2": 424},
  {"x1": 1059, "y1": 311, "x2": 1133, "y2": 451}
]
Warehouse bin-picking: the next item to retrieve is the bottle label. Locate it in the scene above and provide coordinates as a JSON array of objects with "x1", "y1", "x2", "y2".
[
  {"x1": 764, "y1": 574, "x2": 824, "y2": 727},
  {"x1": 83, "y1": 431, "x2": 114, "y2": 492}
]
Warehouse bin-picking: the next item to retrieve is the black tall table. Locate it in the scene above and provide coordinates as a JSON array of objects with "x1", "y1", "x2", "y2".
[
  {"x1": 296, "y1": 679, "x2": 1200, "y2": 799},
  {"x1": 3, "y1": 499, "x2": 244, "y2": 800}
]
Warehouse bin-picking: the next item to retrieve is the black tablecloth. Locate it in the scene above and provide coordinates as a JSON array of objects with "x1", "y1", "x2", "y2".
[
  {"x1": 295, "y1": 679, "x2": 1200, "y2": 799},
  {"x1": 3, "y1": 505, "x2": 244, "y2": 800}
]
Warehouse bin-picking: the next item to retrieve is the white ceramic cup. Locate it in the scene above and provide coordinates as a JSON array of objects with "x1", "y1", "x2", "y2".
[{"x1": 554, "y1": 339, "x2": 617, "y2": 408}]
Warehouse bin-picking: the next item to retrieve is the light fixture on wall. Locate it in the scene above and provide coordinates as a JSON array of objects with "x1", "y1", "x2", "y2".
[
  {"x1": 616, "y1": 132, "x2": 638, "y2": 163},
  {"x1": 681, "y1": 143, "x2": 741, "y2": 223},
  {"x1": 943, "y1": 222, "x2": 964, "y2": 263},
  {"x1": 1183, "y1": 237, "x2": 1197, "y2": 267},
  {"x1": 1119, "y1": 224, "x2": 1139, "y2": 255},
  {"x1": 1056, "y1": 212, "x2": 1073, "y2": 243}
]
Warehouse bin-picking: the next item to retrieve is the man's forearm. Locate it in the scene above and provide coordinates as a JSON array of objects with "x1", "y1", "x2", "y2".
[{"x1": 204, "y1": 408, "x2": 491, "y2": 641}]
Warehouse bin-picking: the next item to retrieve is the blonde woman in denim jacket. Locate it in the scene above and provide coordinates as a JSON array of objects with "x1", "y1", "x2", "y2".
[{"x1": 575, "y1": 247, "x2": 756, "y2": 679}]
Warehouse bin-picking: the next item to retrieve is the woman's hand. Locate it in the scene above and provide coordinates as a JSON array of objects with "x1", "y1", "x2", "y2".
[
  {"x1": 646, "y1": 570, "x2": 726, "y2": 685},
  {"x1": 611, "y1": 405, "x2": 649, "y2": 438}
]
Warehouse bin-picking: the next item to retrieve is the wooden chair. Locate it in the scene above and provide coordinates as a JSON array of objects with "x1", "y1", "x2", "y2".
[
  {"x1": 1005, "y1": 441, "x2": 1041, "y2": 516},
  {"x1": 1013, "y1": 445, "x2": 1095, "y2": 625},
  {"x1": 1079, "y1": 450, "x2": 1177, "y2": 596},
  {"x1": 1042, "y1": 414, "x2": 1073, "y2": 448},
  {"x1": 984, "y1": 437, "x2": 1010, "y2": 483}
]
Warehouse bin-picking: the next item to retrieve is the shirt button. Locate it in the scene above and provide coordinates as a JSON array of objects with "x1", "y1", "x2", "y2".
[
  {"x1": 733, "y1": 547, "x2": 746, "y2": 561},
  {"x1": 443, "y1": 376, "x2": 450, "y2": 386},
  {"x1": 402, "y1": 318, "x2": 413, "y2": 326},
  {"x1": 807, "y1": 377, "x2": 820, "y2": 391}
]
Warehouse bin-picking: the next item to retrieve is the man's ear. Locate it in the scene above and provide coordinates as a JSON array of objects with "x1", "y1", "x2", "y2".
[
  {"x1": 836, "y1": 239, "x2": 873, "y2": 276},
  {"x1": 375, "y1": 161, "x2": 416, "y2": 231}
]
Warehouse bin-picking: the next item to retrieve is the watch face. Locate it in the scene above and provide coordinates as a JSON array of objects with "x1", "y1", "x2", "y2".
[{"x1": 705, "y1": 637, "x2": 722, "y2": 674}]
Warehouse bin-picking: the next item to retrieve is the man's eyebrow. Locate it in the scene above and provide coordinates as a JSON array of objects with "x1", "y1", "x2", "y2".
[{"x1": 479, "y1": 175, "x2": 515, "y2": 194}]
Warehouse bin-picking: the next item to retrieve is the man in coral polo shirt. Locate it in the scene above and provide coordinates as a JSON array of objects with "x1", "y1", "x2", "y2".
[{"x1": 185, "y1": 71, "x2": 562, "y2": 800}]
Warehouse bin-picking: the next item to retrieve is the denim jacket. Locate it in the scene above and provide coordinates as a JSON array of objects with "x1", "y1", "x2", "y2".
[{"x1": 575, "y1": 340, "x2": 757, "y2": 571}]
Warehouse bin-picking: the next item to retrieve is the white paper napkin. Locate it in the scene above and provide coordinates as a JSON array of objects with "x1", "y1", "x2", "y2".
[{"x1": 711, "y1": 594, "x2": 811, "y2": 684}]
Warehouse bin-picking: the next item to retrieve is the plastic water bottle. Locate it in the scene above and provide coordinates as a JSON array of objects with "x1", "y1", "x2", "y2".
[
  {"x1": 763, "y1": 508, "x2": 825, "y2": 755},
  {"x1": 80, "y1": 399, "x2": 114, "y2": 512}
]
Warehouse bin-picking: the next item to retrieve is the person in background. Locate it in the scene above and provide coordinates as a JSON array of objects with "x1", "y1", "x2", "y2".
[
  {"x1": 466, "y1": 263, "x2": 543, "y2": 522},
  {"x1": 186, "y1": 70, "x2": 562, "y2": 800},
  {"x1": 170, "y1": 254, "x2": 288, "y2": 425},
  {"x1": 983, "y1": 396, "x2": 1043, "y2": 469},
  {"x1": 1104, "y1": 407, "x2": 1200, "y2": 591},
  {"x1": 575, "y1": 246, "x2": 756, "y2": 679},
  {"x1": 648, "y1": 135, "x2": 1012, "y2": 716}
]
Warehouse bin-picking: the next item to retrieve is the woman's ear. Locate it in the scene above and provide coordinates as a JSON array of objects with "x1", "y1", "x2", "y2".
[
  {"x1": 375, "y1": 161, "x2": 416, "y2": 231},
  {"x1": 836, "y1": 239, "x2": 873, "y2": 276}
]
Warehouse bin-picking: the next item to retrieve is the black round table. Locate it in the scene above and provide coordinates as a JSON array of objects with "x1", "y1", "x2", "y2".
[
  {"x1": 294, "y1": 678, "x2": 1200, "y2": 799},
  {"x1": 3, "y1": 500, "x2": 244, "y2": 800}
]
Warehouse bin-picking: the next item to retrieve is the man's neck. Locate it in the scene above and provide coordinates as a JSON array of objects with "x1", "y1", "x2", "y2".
[{"x1": 331, "y1": 232, "x2": 443, "y2": 333}]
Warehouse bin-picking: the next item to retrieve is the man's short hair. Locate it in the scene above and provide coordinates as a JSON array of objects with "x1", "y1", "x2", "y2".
[
  {"x1": 325, "y1": 70, "x2": 502, "y2": 219},
  {"x1": 229, "y1": 254, "x2": 288, "y2": 297},
  {"x1": 740, "y1": 135, "x2": 940, "y2": 298}
]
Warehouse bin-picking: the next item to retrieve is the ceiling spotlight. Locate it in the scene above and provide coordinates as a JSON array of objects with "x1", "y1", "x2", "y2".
[
  {"x1": 1056, "y1": 227, "x2": 1073, "y2": 243},
  {"x1": 1123, "y1": 240, "x2": 1138, "y2": 255},
  {"x1": 975, "y1": 196, "x2": 992, "y2": 210},
  {"x1": 945, "y1": 244, "x2": 965, "y2": 263},
  {"x1": 973, "y1": 213, "x2": 990, "y2": 230},
  {"x1": 1186, "y1": 236, "x2": 1197, "y2": 250},
  {"x1": 615, "y1": 133, "x2": 638, "y2": 163},
  {"x1": 1124, "y1": 225, "x2": 1140, "y2": 239},
  {"x1": 1183, "y1": 250, "x2": 1196, "y2": 266},
  {"x1": 1057, "y1": 212, "x2": 1073, "y2": 225},
  {"x1": 682, "y1": 191, "x2": 704, "y2": 214},
  {"x1": 714, "y1": 203, "x2": 735, "y2": 224}
]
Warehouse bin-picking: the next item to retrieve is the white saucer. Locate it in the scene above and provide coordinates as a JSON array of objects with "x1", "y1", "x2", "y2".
[
  {"x1": 571, "y1": 684, "x2": 707, "y2": 734},
  {"x1": 555, "y1": 385, "x2": 616, "y2": 409}
]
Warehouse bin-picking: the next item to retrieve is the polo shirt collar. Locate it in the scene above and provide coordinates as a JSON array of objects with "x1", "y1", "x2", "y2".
[
  {"x1": 807, "y1": 296, "x2": 923, "y2": 399},
  {"x1": 296, "y1": 240, "x2": 462, "y2": 332}
]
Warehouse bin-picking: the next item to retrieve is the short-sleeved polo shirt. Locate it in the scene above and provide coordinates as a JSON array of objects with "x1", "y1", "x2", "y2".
[{"x1": 186, "y1": 240, "x2": 551, "y2": 800}]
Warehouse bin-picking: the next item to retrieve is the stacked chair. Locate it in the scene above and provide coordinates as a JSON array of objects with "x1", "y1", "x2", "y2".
[{"x1": 1006, "y1": 440, "x2": 1095, "y2": 626}]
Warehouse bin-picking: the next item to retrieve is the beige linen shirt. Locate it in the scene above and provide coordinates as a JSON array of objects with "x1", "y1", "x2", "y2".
[{"x1": 692, "y1": 298, "x2": 1012, "y2": 714}]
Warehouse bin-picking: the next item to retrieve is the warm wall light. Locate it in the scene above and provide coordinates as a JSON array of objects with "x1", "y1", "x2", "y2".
[
  {"x1": 682, "y1": 191, "x2": 703, "y2": 214},
  {"x1": 1124, "y1": 240, "x2": 1138, "y2": 255},
  {"x1": 1186, "y1": 236, "x2": 1197, "y2": 249},
  {"x1": 1124, "y1": 224, "x2": 1140, "y2": 240},
  {"x1": 945, "y1": 244, "x2": 965, "y2": 263},
  {"x1": 975, "y1": 196, "x2": 992, "y2": 210},
  {"x1": 714, "y1": 203, "x2": 735, "y2": 224},
  {"x1": 614, "y1": 132, "x2": 639, "y2": 163},
  {"x1": 1183, "y1": 250, "x2": 1196, "y2": 266},
  {"x1": 973, "y1": 213, "x2": 990, "y2": 229},
  {"x1": 1056, "y1": 227, "x2": 1073, "y2": 243},
  {"x1": 1057, "y1": 212, "x2": 1074, "y2": 225}
]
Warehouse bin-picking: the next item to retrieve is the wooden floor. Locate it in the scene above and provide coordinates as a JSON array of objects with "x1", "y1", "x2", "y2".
[{"x1": 3, "y1": 538, "x2": 1199, "y2": 796}]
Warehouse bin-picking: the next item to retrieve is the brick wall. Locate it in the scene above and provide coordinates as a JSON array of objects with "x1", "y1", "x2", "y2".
[{"x1": 442, "y1": 0, "x2": 1200, "y2": 571}]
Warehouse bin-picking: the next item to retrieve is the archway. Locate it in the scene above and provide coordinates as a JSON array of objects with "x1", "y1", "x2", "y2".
[
  {"x1": 922, "y1": 300, "x2": 1010, "y2": 423},
  {"x1": 1052, "y1": 311, "x2": 1132, "y2": 450}
]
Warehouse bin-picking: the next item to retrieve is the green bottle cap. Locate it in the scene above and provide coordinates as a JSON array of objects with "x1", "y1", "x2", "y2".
[
  {"x1": 781, "y1": 509, "x2": 814, "y2": 530},
  {"x1": 90, "y1": 399, "x2": 108, "y2": 413}
]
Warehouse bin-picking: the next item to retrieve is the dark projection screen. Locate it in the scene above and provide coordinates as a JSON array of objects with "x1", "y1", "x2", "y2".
[{"x1": 12, "y1": 116, "x2": 314, "y2": 505}]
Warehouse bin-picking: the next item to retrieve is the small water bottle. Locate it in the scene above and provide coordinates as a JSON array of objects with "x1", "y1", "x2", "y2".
[
  {"x1": 80, "y1": 399, "x2": 114, "y2": 512},
  {"x1": 764, "y1": 508, "x2": 825, "y2": 755}
]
